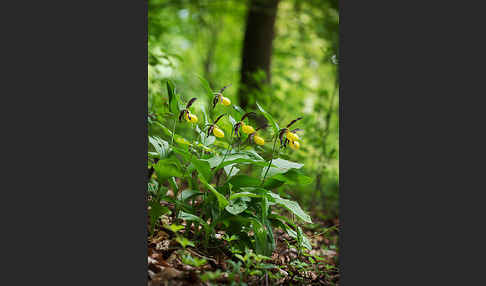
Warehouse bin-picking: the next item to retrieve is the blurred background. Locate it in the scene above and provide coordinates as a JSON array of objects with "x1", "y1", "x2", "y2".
[{"x1": 148, "y1": 0, "x2": 339, "y2": 220}]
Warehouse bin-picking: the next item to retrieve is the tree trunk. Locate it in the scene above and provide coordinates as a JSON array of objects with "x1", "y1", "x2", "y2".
[{"x1": 238, "y1": 0, "x2": 280, "y2": 110}]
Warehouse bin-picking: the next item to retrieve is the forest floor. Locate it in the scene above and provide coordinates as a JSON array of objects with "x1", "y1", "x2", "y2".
[{"x1": 148, "y1": 203, "x2": 340, "y2": 286}]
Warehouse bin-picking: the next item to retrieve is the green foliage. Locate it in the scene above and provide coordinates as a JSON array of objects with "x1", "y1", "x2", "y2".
[
  {"x1": 256, "y1": 102, "x2": 279, "y2": 134},
  {"x1": 148, "y1": 77, "x2": 315, "y2": 256},
  {"x1": 200, "y1": 269, "x2": 222, "y2": 282},
  {"x1": 148, "y1": 2, "x2": 339, "y2": 279},
  {"x1": 175, "y1": 236, "x2": 195, "y2": 248},
  {"x1": 148, "y1": 198, "x2": 170, "y2": 233},
  {"x1": 234, "y1": 248, "x2": 275, "y2": 280},
  {"x1": 148, "y1": 0, "x2": 339, "y2": 215},
  {"x1": 163, "y1": 223, "x2": 184, "y2": 233},
  {"x1": 268, "y1": 192, "x2": 312, "y2": 223},
  {"x1": 180, "y1": 253, "x2": 207, "y2": 267}
]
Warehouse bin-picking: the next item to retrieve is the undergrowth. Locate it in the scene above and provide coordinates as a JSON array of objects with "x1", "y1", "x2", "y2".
[{"x1": 147, "y1": 78, "x2": 339, "y2": 285}]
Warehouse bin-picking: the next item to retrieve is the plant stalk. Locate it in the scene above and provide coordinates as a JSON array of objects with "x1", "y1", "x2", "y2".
[
  {"x1": 227, "y1": 138, "x2": 240, "y2": 180},
  {"x1": 214, "y1": 137, "x2": 233, "y2": 186},
  {"x1": 170, "y1": 118, "x2": 177, "y2": 145},
  {"x1": 261, "y1": 135, "x2": 279, "y2": 185}
]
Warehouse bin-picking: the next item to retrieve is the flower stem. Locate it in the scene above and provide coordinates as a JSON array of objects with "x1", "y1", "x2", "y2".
[
  {"x1": 215, "y1": 137, "x2": 233, "y2": 186},
  {"x1": 261, "y1": 135, "x2": 279, "y2": 185},
  {"x1": 227, "y1": 139, "x2": 240, "y2": 179},
  {"x1": 170, "y1": 118, "x2": 177, "y2": 145}
]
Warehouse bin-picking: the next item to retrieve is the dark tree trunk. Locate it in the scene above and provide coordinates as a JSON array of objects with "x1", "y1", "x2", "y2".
[{"x1": 238, "y1": 0, "x2": 280, "y2": 110}]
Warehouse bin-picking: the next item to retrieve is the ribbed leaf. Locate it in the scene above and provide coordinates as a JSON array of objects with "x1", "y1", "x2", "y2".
[
  {"x1": 256, "y1": 102, "x2": 279, "y2": 134},
  {"x1": 229, "y1": 191, "x2": 263, "y2": 200},
  {"x1": 270, "y1": 169, "x2": 313, "y2": 185},
  {"x1": 225, "y1": 199, "x2": 248, "y2": 215},
  {"x1": 228, "y1": 175, "x2": 261, "y2": 188},
  {"x1": 268, "y1": 193, "x2": 312, "y2": 223},
  {"x1": 199, "y1": 176, "x2": 229, "y2": 210},
  {"x1": 167, "y1": 80, "x2": 179, "y2": 114},
  {"x1": 196, "y1": 74, "x2": 214, "y2": 102},
  {"x1": 261, "y1": 158, "x2": 303, "y2": 179},
  {"x1": 148, "y1": 136, "x2": 170, "y2": 159},
  {"x1": 154, "y1": 159, "x2": 183, "y2": 180}
]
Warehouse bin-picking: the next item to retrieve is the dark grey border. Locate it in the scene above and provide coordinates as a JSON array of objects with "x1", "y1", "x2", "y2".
[
  {"x1": 1, "y1": 0, "x2": 147, "y2": 285},
  {"x1": 4, "y1": 0, "x2": 484, "y2": 285},
  {"x1": 339, "y1": 0, "x2": 486, "y2": 284}
]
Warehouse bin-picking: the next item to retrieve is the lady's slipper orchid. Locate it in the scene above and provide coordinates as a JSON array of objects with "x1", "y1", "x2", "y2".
[
  {"x1": 278, "y1": 117, "x2": 304, "y2": 150},
  {"x1": 212, "y1": 84, "x2": 232, "y2": 108},
  {"x1": 179, "y1": 97, "x2": 198, "y2": 124},
  {"x1": 207, "y1": 113, "x2": 226, "y2": 139},
  {"x1": 253, "y1": 135, "x2": 265, "y2": 146},
  {"x1": 184, "y1": 112, "x2": 198, "y2": 123},
  {"x1": 289, "y1": 140, "x2": 300, "y2": 150},
  {"x1": 242, "y1": 123, "x2": 255, "y2": 134},
  {"x1": 213, "y1": 126, "x2": 225, "y2": 138},
  {"x1": 233, "y1": 112, "x2": 256, "y2": 137}
]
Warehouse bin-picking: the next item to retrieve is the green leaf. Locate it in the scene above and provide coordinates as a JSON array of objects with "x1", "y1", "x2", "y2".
[
  {"x1": 297, "y1": 226, "x2": 312, "y2": 250},
  {"x1": 270, "y1": 169, "x2": 313, "y2": 185},
  {"x1": 264, "y1": 217, "x2": 276, "y2": 251},
  {"x1": 147, "y1": 183, "x2": 158, "y2": 197},
  {"x1": 229, "y1": 191, "x2": 262, "y2": 200},
  {"x1": 249, "y1": 270, "x2": 263, "y2": 276},
  {"x1": 196, "y1": 125, "x2": 216, "y2": 146},
  {"x1": 178, "y1": 211, "x2": 203, "y2": 223},
  {"x1": 224, "y1": 164, "x2": 239, "y2": 178},
  {"x1": 175, "y1": 236, "x2": 195, "y2": 248},
  {"x1": 154, "y1": 159, "x2": 183, "y2": 180},
  {"x1": 228, "y1": 115, "x2": 237, "y2": 127},
  {"x1": 169, "y1": 176, "x2": 179, "y2": 192},
  {"x1": 239, "y1": 149, "x2": 264, "y2": 161},
  {"x1": 232, "y1": 105, "x2": 246, "y2": 120},
  {"x1": 261, "y1": 158, "x2": 304, "y2": 179},
  {"x1": 196, "y1": 74, "x2": 214, "y2": 102},
  {"x1": 302, "y1": 233, "x2": 312, "y2": 250},
  {"x1": 148, "y1": 199, "x2": 170, "y2": 233},
  {"x1": 177, "y1": 189, "x2": 203, "y2": 201},
  {"x1": 258, "y1": 263, "x2": 278, "y2": 270},
  {"x1": 256, "y1": 102, "x2": 279, "y2": 134},
  {"x1": 262, "y1": 178, "x2": 285, "y2": 189},
  {"x1": 201, "y1": 107, "x2": 210, "y2": 125},
  {"x1": 225, "y1": 199, "x2": 248, "y2": 215},
  {"x1": 234, "y1": 254, "x2": 245, "y2": 263},
  {"x1": 204, "y1": 135, "x2": 216, "y2": 146},
  {"x1": 268, "y1": 193, "x2": 312, "y2": 223},
  {"x1": 149, "y1": 136, "x2": 170, "y2": 159},
  {"x1": 167, "y1": 80, "x2": 179, "y2": 114},
  {"x1": 199, "y1": 176, "x2": 229, "y2": 210},
  {"x1": 228, "y1": 175, "x2": 261, "y2": 188},
  {"x1": 164, "y1": 224, "x2": 185, "y2": 233},
  {"x1": 154, "y1": 122, "x2": 191, "y2": 146},
  {"x1": 270, "y1": 216, "x2": 311, "y2": 250},
  {"x1": 200, "y1": 270, "x2": 222, "y2": 282},
  {"x1": 178, "y1": 211, "x2": 210, "y2": 234},
  {"x1": 190, "y1": 158, "x2": 211, "y2": 182},
  {"x1": 206, "y1": 153, "x2": 268, "y2": 170},
  {"x1": 181, "y1": 253, "x2": 207, "y2": 267},
  {"x1": 249, "y1": 218, "x2": 270, "y2": 255}
]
